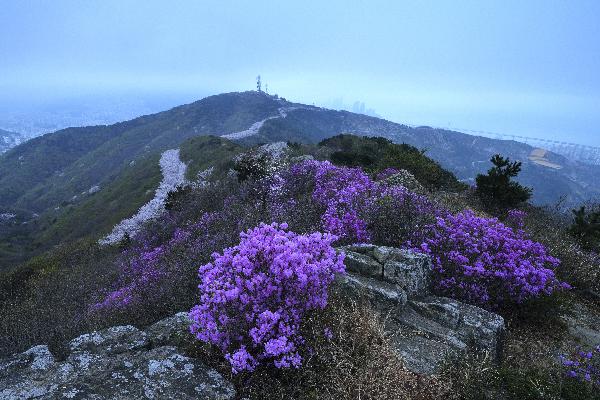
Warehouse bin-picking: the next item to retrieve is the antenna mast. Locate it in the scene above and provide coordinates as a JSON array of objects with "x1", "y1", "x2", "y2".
[{"x1": 256, "y1": 75, "x2": 262, "y2": 92}]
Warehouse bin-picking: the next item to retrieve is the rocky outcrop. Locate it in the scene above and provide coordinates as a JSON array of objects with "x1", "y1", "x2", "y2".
[
  {"x1": 0, "y1": 313, "x2": 235, "y2": 400},
  {"x1": 337, "y1": 244, "x2": 505, "y2": 374},
  {"x1": 385, "y1": 170, "x2": 426, "y2": 194}
]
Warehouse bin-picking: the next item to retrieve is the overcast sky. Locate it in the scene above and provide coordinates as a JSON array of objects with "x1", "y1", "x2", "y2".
[{"x1": 1, "y1": 0, "x2": 599, "y2": 145}]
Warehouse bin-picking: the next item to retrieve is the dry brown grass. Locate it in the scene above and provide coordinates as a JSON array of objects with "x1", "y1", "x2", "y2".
[
  {"x1": 187, "y1": 291, "x2": 450, "y2": 400},
  {"x1": 0, "y1": 239, "x2": 120, "y2": 357}
]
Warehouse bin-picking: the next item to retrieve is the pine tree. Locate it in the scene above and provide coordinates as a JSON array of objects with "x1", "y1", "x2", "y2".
[{"x1": 475, "y1": 154, "x2": 532, "y2": 208}]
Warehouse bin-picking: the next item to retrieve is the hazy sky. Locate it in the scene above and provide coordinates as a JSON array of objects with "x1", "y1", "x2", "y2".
[{"x1": 1, "y1": 0, "x2": 599, "y2": 145}]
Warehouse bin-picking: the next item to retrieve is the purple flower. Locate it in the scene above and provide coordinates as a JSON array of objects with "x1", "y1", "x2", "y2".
[
  {"x1": 189, "y1": 222, "x2": 345, "y2": 373},
  {"x1": 560, "y1": 345, "x2": 600, "y2": 387},
  {"x1": 415, "y1": 210, "x2": 568, "y2": 309},
  {"x1": 281, "y1": 160, "x2": 440, "y2": 245},
  {"x1": 375, "y1": 168, "x2": 400, "y2": 181}
]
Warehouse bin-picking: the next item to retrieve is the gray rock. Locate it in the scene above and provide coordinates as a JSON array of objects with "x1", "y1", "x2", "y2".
[
  {"x1": 338, "y1": 245, "x2": 432, "y2": 297},
  {"x1": 342, "y1": 251, "x2": 383, "y2": 279},
  {"x1": 372, "y1": 246, "x2": 402, "y2": 263},
  {"x1": 0, "y1": 315, "x2": 235, "y2": 400},
  {"x1": 146, "y1": 312, "x2": 193, "y2": 347},
  {"x1": 337, "y1": 273, "x2": 408, "y2": 309},
  {"x1": 69, "y1": 325, "x2": 148, "y2": 355},
  {"x1": 409, "y1": 297, "x2": 505, "y2": 361},
  {"x1": 337, "y1": 245, "x2": 506, "y2": 373},
  {"x1": 383, "y1": 251, "x2": 432, "y2": 297}
]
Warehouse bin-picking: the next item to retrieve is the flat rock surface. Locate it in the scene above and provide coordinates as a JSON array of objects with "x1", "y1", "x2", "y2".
[{"x1": 0, "y1": 315, "x2": 235, "y2": 400}]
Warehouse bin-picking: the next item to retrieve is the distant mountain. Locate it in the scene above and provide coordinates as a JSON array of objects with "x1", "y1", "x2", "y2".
[
  {"x1": 2, "y1": 90, "x2": 598, "y2": 213},
  {"x1": 241, "y1": 100, "x2": 600, "y2": 206},
  {"x1": 1, "y1": 90, "x2": 599, "y2": 269},
  {"x1": 0, "y1": 129, "x2": 24, "y2": 153}
]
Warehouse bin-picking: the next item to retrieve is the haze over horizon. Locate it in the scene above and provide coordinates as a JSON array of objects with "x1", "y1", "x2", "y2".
[{"x1": 1, "y1": 0, "x2": 599, "y2": 146}]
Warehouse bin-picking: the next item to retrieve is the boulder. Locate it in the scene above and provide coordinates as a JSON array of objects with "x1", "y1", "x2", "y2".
[
  {"x1": 383, "y1": 252, "x2": 431, "y2": 297},
  {"x1": 342, "y1": 251, "x2": 383, "y2": 279},
  {"x1": 336, "y1": 245, "x2": 505, "y2": 374},
  {"x1": 146, "y1": 312, "x2": 193, "y2": 347},
  {"x1": 338, "y1": 244, "x2": 432, "y2": 297},
  {"x1": 407, "y1": 297, "x2": 505, "y2": 362},
  {"x1": 337, "y1": 273, "x2": 408, "y2": 309},
  {"x1": 0, "y1": 314, "x2": 235, "y2": 400},
  {"x1": 69, "y1": 325, "x2": 148, "y2": 355}
]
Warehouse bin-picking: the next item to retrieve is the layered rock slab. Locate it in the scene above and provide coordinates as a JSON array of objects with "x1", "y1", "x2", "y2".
[{"x1": 337, "y1": 244, "x2": 505, "y2": 374}]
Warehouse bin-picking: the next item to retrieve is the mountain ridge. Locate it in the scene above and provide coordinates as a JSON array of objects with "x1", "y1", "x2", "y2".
[
  {"x1": 0, "y1": 91, "x2": 598, "y2": 269},
  {"x1": 2, "y1": 91, "x2": 597, "y2": 215}
]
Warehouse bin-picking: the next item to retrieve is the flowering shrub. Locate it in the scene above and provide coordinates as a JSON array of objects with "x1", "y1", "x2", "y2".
[
  {"x1": 367, "y1": 184, "x2": 441, "y2": 247},
  {"x1": 91, "y1": 211, "x2": 233, "y2": 315},
  {"x1": 282, "y1": 160, "x2": 440, "y2": 245},
  {"x1": 290, "y1": 160, "x2": 374, "y2": 242},
  {"x1": 417, "y1": 210, "x2": 568, "y2": 309},
  {"x1": 375, "y1": 167, "x2": 400, "y2": 181},
  {"x1": 560, "y1": 345, "x2": 600, "y2": 387},
  {"x1": 189, "y1": 222, "x2": 345, "y2": 373}
]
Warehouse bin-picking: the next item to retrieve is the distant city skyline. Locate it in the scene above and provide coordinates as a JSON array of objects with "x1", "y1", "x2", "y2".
[{"x1": 1, "y1": 0, "x2": 599, "y2": 146}]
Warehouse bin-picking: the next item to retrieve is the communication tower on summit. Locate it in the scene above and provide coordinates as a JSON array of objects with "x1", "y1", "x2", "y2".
[{"x1": 256, "y1": 75, "x2": 262, "y2": 92}]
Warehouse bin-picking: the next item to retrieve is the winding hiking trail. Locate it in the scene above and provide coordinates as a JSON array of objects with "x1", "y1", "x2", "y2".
[
  {"x1": 101, "y1": 107, "x2": 299, "y2": 245},
  {"x1": 100, "y1": 149, "x2": 187, "y2": 245},
  {"x1": 221, "y1": 107, "x2": 298, "y2": 140}
]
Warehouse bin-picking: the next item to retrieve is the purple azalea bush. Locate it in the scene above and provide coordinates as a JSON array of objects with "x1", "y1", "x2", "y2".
[
  {"x1": 560, "y1": 345, "x2": 600, "y2": 387},
  {"x1": 189, "y1": 222, "x2": 345, "y2": 373},
  {"x1": 289, "y1": 160, "x2": 374, "y2": 242},
  {"x1": 281, "y1": 160, "x2": 439, "y2": 245},
  {"x1": 367, "y1": 183, "x2": 441, "y2": 247},
  {"x1": 91, "y1": 211, "x2": 232, "y2": 314},
  {"x1": 417, "y1": 210, "x2": 569, "y2": 309},
  {"x1": 375, "y1": 167, "x2": 400, "y2": 181}
]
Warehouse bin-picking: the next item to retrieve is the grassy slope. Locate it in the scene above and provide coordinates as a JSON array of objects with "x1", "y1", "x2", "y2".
[
  {"x1": 0, "y1": 92, "x2": 283, "y2": 268},
  {"x1": 36, "y1": 153, "x2": 163, "y2": 245},
  {"x1": 0, "y1": 92, "x2": 283, "y2": 214},
  {"x1": 0, "y1": 135, "x2": 244, "y2": 270},
  {"x1": 179, "y1": 135, "x2": 244, "y2": 180}
]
